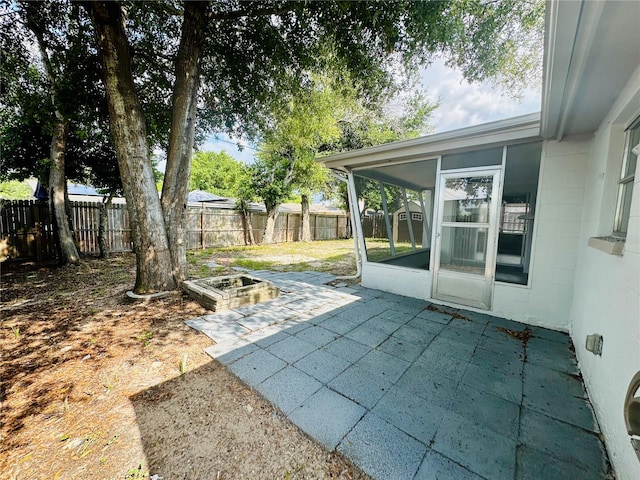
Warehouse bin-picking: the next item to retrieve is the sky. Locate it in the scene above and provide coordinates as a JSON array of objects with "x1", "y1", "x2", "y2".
[{"x1": 198, "y1": 57, "x2": 542, "y2": 164}]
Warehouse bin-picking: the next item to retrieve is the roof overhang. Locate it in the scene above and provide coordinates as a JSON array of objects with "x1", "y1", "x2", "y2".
[
  {"x1": 318, "y1": 113, "x2": 540, "y2": 172},
  {"x1": 541, "y1": 0, "x2": 640, "y2": 140}
]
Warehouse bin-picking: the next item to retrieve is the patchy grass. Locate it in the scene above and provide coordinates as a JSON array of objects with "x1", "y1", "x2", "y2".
[{"x1": 187, "y1": 239, "x2": 357, "y2": 278}]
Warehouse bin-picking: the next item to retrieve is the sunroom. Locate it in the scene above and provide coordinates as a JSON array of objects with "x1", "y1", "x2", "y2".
[{"x1": 322, "y1": 113, "x2": 544, "y2": 317}]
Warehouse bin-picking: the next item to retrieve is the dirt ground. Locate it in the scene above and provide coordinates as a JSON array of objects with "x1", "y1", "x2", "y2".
[{"x1": 0, "y1": 251, "x2": 368, "y2": 480}]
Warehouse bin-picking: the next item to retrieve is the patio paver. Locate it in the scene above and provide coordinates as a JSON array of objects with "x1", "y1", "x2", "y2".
[{"x1": 191, "y1": 270, "x2": 611, "y2": 480}]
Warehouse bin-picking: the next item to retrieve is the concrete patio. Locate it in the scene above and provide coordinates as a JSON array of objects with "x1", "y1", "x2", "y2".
[{"x1": 188, "y1": 271, "x2": 612, "y2": 480}]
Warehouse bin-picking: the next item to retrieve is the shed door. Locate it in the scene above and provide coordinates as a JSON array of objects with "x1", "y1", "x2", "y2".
[{"x1": 432, "y1": 169, "x2": 501, "y2": 310}]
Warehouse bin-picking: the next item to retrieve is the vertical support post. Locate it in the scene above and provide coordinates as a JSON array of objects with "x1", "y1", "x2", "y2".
[
  {"x1": 379, "y1": 180, "x2": 395, "y2": 256},
  {"x1": 200, "y1": 204, "x2": 205, "y2": 249},
  {"x1": 402, "y1": 187, "x2": 416, "y2": 251},
  {"x1": 419, "y1": 189, "x2": 431, "y2": 249}
]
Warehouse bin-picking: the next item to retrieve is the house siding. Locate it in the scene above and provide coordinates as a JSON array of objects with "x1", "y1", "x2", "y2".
[{"x1": 568, "y1": 71, "x2": 640, "y2": 479}]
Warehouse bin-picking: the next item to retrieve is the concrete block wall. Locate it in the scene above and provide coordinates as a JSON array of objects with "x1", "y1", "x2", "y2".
[
  {"x1": 568, "y1": 72, "x2": 640, "y2": 479},
  {"x1": 493, "y1": 138, "x2": 591, "y2": 331}
]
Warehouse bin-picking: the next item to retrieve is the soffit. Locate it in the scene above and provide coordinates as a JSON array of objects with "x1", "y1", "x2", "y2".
[{"x1": 541, "y1": 0, "x2": 640, "y2": 140}]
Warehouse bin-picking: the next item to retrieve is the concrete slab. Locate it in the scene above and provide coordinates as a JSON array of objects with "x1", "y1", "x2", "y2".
[
  {"x1": 227, "y1": 349, "x2": 286, "y2": 387},
  {"x1": 523, "y1": 363, "x2": 598, "y2": 432},
  {"x1": 194, "y1": 271, "x2": 611, "y2": 480},
  {"x1": 266, "y1": 335, "x2": 317, "y2": 364},
  {"x1": 338, "y1": 413, "x2": 427, "y2": 480},
  {"x1": 432, "y1": 411, "x2": 517, "y2": 480},
  {"x1": 321, "y1": 337, "x2": 372, "y2": 363},
  {"x1": 415, "y1": 450, "x2": 485, "y2": 480},
  {"x1": 328, "y1": 364, "x2": 393, "y2": 409},
  {"x1": 288, "y1": 387, "x2": 365, "y2": 450},
  {"x1": 373, "y1": 386, "x2": 445, "y2": 444},
  {"x1": 293, "y1": 349, "x2": 351, "y2": 384},
  {"x1": 258, "y1": 366, "x2": 322, "y2": 414}
]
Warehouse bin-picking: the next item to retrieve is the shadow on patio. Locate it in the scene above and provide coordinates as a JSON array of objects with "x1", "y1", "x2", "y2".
[{"x1": 140, "y1": 271, "x2": 613, "y2": 479}]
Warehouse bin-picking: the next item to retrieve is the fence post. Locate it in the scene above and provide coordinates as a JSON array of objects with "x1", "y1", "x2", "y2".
[{"x1": 200, "y1": 205, "x2": 205, "y2": 249}]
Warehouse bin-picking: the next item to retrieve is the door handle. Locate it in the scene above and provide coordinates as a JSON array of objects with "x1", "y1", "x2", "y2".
[{"x1": 624, "y1": 370, "x2": 640, "y2": 461}]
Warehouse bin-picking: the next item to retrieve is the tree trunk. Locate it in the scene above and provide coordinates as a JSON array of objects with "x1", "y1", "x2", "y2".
[
  {"x1": 300, "y1": 194, "x2": 312, "y2": 242},
  {"x1": 49, "y1": 119, "x2": 80, "y2": 265},
  {"x1": 262, "y1": 204, "x2": 279, "y2": 244},
  {"x1": 98, "y1": 193, "x2": 113, "y2": 258},
  {"x1": 161, "y1": 1, "x2": 209, "y2": 285},
  {"x1": 86, "y1": 1, "x2": 175, "y2": 294},
  {"x1": 241, "y1": 211, "x2": 255, "y2": 245}
]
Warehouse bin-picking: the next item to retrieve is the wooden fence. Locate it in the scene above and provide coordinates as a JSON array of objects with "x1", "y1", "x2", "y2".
[{"x1": 0, "y1": 200, "x2": 348, "y2": 261}]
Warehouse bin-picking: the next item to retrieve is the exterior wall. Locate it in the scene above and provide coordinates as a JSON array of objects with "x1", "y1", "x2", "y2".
[
  {"x1": 492, "y1": 138, "x2": 591, "y2": 330},
  {"x1": 567, "y1": 72, "x2": 640, "y2": 479},
  {"x1": 361, "y1": 263, "x2": 431, "y2": 300}
]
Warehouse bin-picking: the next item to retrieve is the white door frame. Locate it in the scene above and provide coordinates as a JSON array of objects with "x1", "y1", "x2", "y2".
[{"x1": 431, "y1": 166, "x2": 503, "y2": 310}]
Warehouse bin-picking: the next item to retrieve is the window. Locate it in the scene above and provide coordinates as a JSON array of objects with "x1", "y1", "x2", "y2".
[{"x1": 614, "y1": 116, "x2": 640, "y2": 236}]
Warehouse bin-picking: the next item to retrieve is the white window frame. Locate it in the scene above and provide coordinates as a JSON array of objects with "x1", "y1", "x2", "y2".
[{"x1": 613, "y1": 116, "x2": 640, "y2": 236}]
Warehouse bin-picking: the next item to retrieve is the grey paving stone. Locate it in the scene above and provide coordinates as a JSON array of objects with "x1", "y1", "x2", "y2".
[
  {"x1": 447, "y1": 316, "x2": 488, "y2": 333},
  {"x1": 377, "y1": 336, "x2": 424, "y2": 363},
  {"x1": 338, "y1": 413, "x2": 426, "y2": 480},
  {"x1": 373, "y1": 386, "x2": 445, "y2": 444},
  {"x1": 254, "y1": 330, "x2": 291, "y2": 348},
  {"x1": 405, "y1": 316, "x2": 446, "y2": 335},
  {"x1": 414, "y1": 350, "x2": 469, "y2": 383},
  {"x1": 519, "y1": 409, "x2": 609, "y2": 476},
  {"x1": 528, "y1": 326, "x2": 571, "y2": 345},
  {"x1": 477, "y1": 333, "x2": 525, "y2": 358},
  {"x1": 258, "y1": 366, "x2": 323, "y2": 414},
  {"x1": 201, "y1": 310, "x2": 245, "y2": 323},
  {"x1": 329, "y1": 364, "x2": 392, "y2": 409},
  {"x1": 344, "y1": 324, "x2": 389, "y2": 348},
  {"x1": 449, "y1": 383, "x2": 520, "y2": 439},
  {"x1": 355, "y1": 349, "x2": 411, "y2": 383},
  {"x1": 391, "y1": 325, "x2": 438, "y2": 348},
  {"x1": 415, "y1": 308, "x2": 453, "y2": 324},
  {"x1": 523, "y1": 362, "x2": 597, "y2": 432},
  {"x1": 294, "y1": 349, "x2": 351, "y2": 384},
  {"x1": 266, "y1": 335, "x2": 317, "y2": 364},
  {"x1": 470, "y1": 346, "x2": 524, "y2": 377},
  {"x1": 288, "y1": 387, "x2": 365, "y2": 450},
  {"x1": 227, "y1": 349, "x2": 286, "y2": 387},
  {"x1": 322, "y1": 337, "x2": 372, "y2": 363},
  {"x1": 237, "y1": 307, "x2": 296, "y2": 331},
  {"x1": 461, "y1": 362, "x2": 523, "y2": 404},
  {"x1": 370, "y1": 309, "x2": 414, "y2": 326},
  {"x1": 486, "y1": 316, "x2": 529, "y2": 332},
  {"x1": 432, "y1": 411, "x2": 517, "y2": 480},
  {"x1": 437, "y1": 325, "x2": 483, "y2": 347},
  {"x1": 415, "y1": 450, "x2": 485, "y2": 480},
  {"x1": 364, "y1": 315, "x2": 404, "y2": 335},
  {"x1": 515, "y1": 444, "x2": 610, "y2": 480},
  {"x1": 204, "y1": 339, "x2": 259, "y2": 365},
  {"x1": 185, "y1": 320, "x2": 251, "y2": 343},
  {"x1": 426, "y1": 336, "x2": 477, "y2": 362},
  {"x1": 526, "y1": 337, "x2": 579, "y2": 374},
  {"x1": 294, "y1": 325, "x2": 339, "y2": 348},
  {"x1": 280, "y1": 319, "x2": 312, "y2": 335},
  {"x1": 396, "y1": 369, "x2": 458, "y2": 409},
  {"x1": 320, "y1": 314, "x2": 360, "y2": 334},
  {"x1": 392, "y1": 301, "x2": 429, "y2": 317}
]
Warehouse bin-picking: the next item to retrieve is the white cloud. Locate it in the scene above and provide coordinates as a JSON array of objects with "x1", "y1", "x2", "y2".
[{"x1": 421, "y1": 58, "x2": 541, "y2": 133}]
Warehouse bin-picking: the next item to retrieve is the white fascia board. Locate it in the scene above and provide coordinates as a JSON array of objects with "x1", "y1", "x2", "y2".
[{"x1": 318, "y1": 113, "x2": 540, "y2": 171}]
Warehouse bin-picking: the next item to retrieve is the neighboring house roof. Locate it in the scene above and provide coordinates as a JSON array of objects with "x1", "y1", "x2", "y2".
[{"x1": 187, "y1": 190, "x2": 227, "y2": 203}]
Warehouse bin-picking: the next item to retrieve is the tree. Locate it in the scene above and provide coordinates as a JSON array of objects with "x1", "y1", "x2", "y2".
[
  {"x1": 189, "y1": 151, "x2": 250, "y2": 197},
  {"x1": 73, "y1": 0, "x2": 543, "y2": 291}
]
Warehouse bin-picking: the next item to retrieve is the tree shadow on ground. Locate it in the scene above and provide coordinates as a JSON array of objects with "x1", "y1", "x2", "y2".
[{"x1": 129, "y1": 360, "x2": 368, "y2": 480}]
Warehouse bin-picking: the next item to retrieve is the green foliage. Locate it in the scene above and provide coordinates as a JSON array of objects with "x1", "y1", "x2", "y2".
[
  {"x1": 189, "y1": 151, "x2": 250, "y2": 197},
  {"x1": 0, "y1": 180, "x2": 32, "y2": 200}
]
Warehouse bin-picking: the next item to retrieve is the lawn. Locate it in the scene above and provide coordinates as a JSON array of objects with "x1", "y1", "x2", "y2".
[{"x1": 0, "y1": 240, "x2": 367, "y2": 480}]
